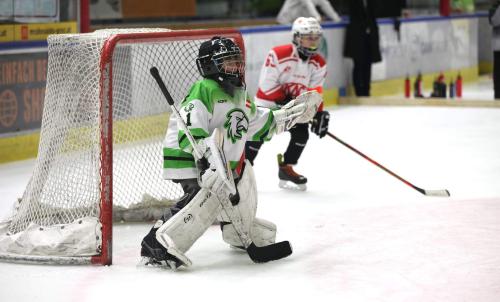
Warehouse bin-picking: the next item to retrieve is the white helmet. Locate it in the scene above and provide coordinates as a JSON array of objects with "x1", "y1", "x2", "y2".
[{"x1": 292, "y1": 17, "x2": 323, "y2": 57}]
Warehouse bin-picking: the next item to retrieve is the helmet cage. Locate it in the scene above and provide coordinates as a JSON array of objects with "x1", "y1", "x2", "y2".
[
  {"x1": 292, "y1": 17, "x2": 323, "y2": 57},
  {"x1": 196, "y1": 39, "x2": 244, "y2": 80},
  {"x1": 212, "y1": 51, "x2": 244, "y2": 79},
  {"x1": 293, "y1": 32, "x2": 322, "y2": 57}
]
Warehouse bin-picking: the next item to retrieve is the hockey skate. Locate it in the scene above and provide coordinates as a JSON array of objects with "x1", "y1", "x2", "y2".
[
  {"x1": 139, "y1": 221, "x2": 188, "y2": 270},
  {"x1": 277, "y1": 154, "x2": 307, "y2": 191}
]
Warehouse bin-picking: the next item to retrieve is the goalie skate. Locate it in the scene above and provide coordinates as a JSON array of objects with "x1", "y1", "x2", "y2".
[
  {"x1": 277, "y1": 154, "x2": 307, "y2": 191},
  {"x1": 139, "y1": 221, "x2": 191, "y2": 270}
]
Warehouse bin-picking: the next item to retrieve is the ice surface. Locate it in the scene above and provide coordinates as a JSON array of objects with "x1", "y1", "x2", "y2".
[{"x1": 1, "y1": 97, "x2": 499, "y2": 301}]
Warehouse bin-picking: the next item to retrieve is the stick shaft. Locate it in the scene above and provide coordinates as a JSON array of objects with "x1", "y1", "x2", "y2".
[
  {"x1": 150, "y1": 67, "x2": 203, "y2": 159},
  {"x1": 326, "y1": 131, "x2": 449, "y2": 197}
]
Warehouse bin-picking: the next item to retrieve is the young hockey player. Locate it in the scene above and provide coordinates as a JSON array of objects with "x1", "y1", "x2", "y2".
[
  {"x1": 245, "y1": 17, "x2": 331, "y2": 191},
  {"x1": 141, "y1": 37, "x2": 322, "y2": 269}
]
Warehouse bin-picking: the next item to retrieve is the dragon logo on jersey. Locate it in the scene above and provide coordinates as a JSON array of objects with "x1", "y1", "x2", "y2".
[{"x1": 224, "y1": 109, "x2": 249, "y2": 143}]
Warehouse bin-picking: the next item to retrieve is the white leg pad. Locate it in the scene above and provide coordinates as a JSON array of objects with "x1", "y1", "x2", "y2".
[
  {"x1": 156, "y1": 188, "x2": 222, "y2": 261},
  {"x1": 219, "y1": 161, "x2": 277, "y2": 247},
  {"x1": 222, "y1": 217, "x2": 277, "y2": 247},
  {"x1": 217, "y1": 160, "x2": 257, "y2": 232},
  {"x1": 251, "y1": 218, "x2": 277, "y2": 246}
]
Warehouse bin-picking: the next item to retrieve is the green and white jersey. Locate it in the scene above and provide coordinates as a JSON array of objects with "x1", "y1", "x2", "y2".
[{"x1": 163, "y1": 78, "x2": 276, "y2": 180}]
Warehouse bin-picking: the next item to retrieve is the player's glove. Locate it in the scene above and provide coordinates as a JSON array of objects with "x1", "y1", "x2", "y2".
[{"x1": 310, "y1": 111, "x2": 330, "y2": 138}]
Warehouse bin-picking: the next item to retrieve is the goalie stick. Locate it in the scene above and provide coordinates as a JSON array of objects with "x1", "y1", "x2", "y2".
[
  {"x1": 325, "y1": 131, "x2": 450, "y2": 197},
  {"x1": 150, "y1": 67, "x2": 292, "y2": 263}
]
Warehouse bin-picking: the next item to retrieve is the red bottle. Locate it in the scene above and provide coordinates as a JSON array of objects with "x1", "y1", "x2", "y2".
[
  {"x1": 405, "y1": 75, "x2": 411, "y2": 98},
  {"x1": 456, "y1": 73, "x2": 462, "y2": 98}
]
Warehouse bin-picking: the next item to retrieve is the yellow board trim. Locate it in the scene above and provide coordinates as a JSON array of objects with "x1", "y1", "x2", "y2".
[
  {"x1": 0, "y1": 113, "x2": 170, "y2": 164},
  {"x1": 479, "y1": 61, "x2": 493, "y2": 75},
  {"x1": 323, "y1": 88, "x2": 339, "y2": 107},
  {"x1": 0, "y1": 132, "x2": 40, "y2": 164},
  {"x1": 0, "y1": 24, "x2": 15, "y2": 42}
]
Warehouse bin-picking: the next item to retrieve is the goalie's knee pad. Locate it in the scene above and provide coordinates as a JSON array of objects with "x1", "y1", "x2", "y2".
[{"x1": 221, "y1": 217, "x2": 276, "y2": 247}]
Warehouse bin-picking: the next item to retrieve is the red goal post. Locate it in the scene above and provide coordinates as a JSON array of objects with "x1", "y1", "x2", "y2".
[{"x1": 0, "y1": 28, "x2": 245, "y2": 266}]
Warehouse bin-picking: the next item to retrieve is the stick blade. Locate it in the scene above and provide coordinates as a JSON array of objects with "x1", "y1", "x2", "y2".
[
  {"x1": 247, "y1": 241, "x2": 292, "y2": 263},
  {"x1": 424, "y1": 189, "x2": 450, "y2": 197}
]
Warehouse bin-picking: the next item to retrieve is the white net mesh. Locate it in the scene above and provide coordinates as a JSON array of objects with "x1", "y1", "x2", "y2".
[{"x1": 0, "y1": 28, "x2": 232, "y2": 262}]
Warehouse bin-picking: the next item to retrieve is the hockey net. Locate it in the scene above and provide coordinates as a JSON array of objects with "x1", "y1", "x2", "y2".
[{"x1": 0, "y1": 28, "x2": 244, "y2": 265}]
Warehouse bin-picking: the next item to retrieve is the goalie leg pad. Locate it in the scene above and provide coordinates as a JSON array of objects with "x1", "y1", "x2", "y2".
[
  {"x1": 155, "y1": 188, "x2": 222, "y2": 266},
  {"x1": 217, "y1": 159, "x2": 257, "y2": 229},
  {"x1": 218, "y1": 161, "x2": 277, "y2": 247},
  {"x1": 251, "y1": 218, "x2": 277, "y2": 246},
  {"x1": 221, "y1": 218, "x2": 277, "y2": 248}
]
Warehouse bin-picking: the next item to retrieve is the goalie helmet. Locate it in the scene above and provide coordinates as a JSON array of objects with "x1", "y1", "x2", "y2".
[
  {"x1": 196, "y1": 37, "x2": 245, "y2": 96},
  {"x1": 292, "y1": 17, "x2": 323, "y2": 58}
]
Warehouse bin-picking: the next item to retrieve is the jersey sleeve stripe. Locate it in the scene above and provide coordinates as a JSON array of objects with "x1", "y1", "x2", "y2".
[
  {"x1": 163, "y1": 158, "x2": 196, "y2": 169},
  {"x1": 251, "y1": 112, "x2": 274, "y2": 142},
  {"x1": 178, "y1": 128, "x2": 209, "y2": 150},
  {"x1": 163, "y1": 148, "x2": 195, "y2": 168}
]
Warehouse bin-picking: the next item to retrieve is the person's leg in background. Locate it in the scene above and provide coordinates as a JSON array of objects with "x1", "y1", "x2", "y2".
[
  {"x1": 352, "y1": 32, "x2": 372, "y2": 97},
  {"x1": 494, "y1": 51, "x2": 500, "y2": 99}
]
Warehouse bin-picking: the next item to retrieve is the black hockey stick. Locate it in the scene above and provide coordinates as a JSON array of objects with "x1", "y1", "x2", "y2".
[
  {"x1": 150, "y1": 66, "x2": 292, "y2": 263},
  {"x1": 325, "y1": 131, "x2": 450, "y2": 197}
]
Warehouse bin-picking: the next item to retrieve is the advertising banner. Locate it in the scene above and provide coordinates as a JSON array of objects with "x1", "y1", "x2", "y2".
[
  {"x1": 0, "y1": 22, "x2": 77, "y2": 43},
  {"x1": 15, "y1": 21, "x2": 77, "y2": 41},
  {"x1": 0, "y1": 52, "x2": 48, "y2": 134}
]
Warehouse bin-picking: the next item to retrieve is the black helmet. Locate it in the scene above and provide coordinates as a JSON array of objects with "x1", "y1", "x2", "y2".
[{"x1": 196, "y1": 37, "x2": 245, "y2": 96}]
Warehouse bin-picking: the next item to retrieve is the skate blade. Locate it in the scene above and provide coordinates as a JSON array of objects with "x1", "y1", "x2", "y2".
[
  {"x1": 279, "y1": 180, "x2": 307, "y2": 191},
  {"x1": 138, "y1": 256, "x2": 168, "y2": 268},
  {"x1": 138, "y1": 257, "x2": 181, "y2": 271}
]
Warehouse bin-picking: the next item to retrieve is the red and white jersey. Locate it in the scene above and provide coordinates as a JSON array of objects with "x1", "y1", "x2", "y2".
[{"x1": 255, "y1": 43, "x2": 326, "y2": 111}]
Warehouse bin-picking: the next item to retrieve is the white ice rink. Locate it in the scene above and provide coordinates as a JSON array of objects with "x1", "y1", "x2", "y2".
[{"x1": 1, "y1": 86, "x2": 500, "y2": 301}]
